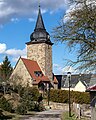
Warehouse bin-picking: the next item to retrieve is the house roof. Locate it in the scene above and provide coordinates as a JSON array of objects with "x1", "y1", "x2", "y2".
[
  {"x1": 53, "y1": 76, "x2": 58, "y2": 84},
  {"x1": 60, "y1": 74, "x2": 92, "y2": 88},
  {"x1": 86, "y1": 84, "x2": 96, "y2": 92},
  {"x1": 21, "y1": 58, "x2": 49, "y2": 84},
  {"x1": 89, "y1": 74, "x2": 96, "y2": 87},
  {"x1": 55, "y1": 75, "x2": 65, "y2": 89}
]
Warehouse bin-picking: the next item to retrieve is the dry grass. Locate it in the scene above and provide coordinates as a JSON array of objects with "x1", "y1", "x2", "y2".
[{"x1": 61, "y1": 111, "x2": 90, "y2": 120}]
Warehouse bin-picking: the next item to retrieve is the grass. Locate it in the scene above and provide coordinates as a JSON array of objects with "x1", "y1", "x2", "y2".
[
  {"x1": 61, "y1": 112, "x2": 76, "y2": 120},
  {"x1": 0, "y1": 110, "x2": 35, "y2": 120},
  {"x1": 61, "y1": 111, "x2": 89, "y2": 120}
]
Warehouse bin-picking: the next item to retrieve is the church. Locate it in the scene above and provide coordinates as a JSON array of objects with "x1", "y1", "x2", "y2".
[{"x1": 10, "y1": 6, "x2": 58, "y2": 89}]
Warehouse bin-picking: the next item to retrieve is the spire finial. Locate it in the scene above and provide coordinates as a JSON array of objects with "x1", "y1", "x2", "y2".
[{"x1": 38, "y1": 0, "x2": 40, "y2": 8}]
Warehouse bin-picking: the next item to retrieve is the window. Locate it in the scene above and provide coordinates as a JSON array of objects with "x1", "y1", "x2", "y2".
[{"x1": 34, "y1": 71, "x2": 43, "y2": 77}]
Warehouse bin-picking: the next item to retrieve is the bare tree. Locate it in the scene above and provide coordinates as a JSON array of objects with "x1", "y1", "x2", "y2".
[{"x1": 53, "y1": 0, "x2": 96, "y2": 72}]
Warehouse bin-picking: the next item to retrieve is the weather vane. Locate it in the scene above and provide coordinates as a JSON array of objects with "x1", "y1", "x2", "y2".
[{"x1": 38, "y1": 0, "x2": 40, "y2": 7}]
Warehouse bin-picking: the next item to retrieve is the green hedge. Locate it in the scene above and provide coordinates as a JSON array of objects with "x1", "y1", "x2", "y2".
[{"x1": 50, "y1": 89, "x2": 90, "y2": 104}]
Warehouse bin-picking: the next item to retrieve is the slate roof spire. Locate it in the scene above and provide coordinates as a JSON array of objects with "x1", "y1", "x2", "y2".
[
  {"x1": 35, "y1": 5, "x2": 45, "y2": 31},
  {"x1": 26, "y1": 4, "x2": 53, "y2": 45}
]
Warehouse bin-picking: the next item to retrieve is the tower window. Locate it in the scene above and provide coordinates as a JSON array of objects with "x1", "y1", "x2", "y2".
[{"x1": 34, "y1": 71, "x2": 43, "y2": 77}]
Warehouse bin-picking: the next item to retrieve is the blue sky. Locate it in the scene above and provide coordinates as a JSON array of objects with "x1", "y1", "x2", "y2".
[{"x1": 0, "y1": 0, "x2": 78, "y2": 74}]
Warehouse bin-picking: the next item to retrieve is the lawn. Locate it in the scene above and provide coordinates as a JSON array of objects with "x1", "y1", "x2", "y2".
[
  {"x1": 0, "y1": 110, "x2": 35, "y2": 120},
  {"x1": 61, "y1": 111, "x2": 90, "y2": 120}
]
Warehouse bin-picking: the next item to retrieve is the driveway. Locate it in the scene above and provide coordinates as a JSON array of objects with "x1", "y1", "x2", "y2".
[{"x1": 24, "y1": 110, "x2": 64, "y2": 120}]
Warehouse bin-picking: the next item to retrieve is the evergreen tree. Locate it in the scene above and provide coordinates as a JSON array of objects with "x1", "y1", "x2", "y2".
[{"x1": 0, "y1": 56, "x2": 13, "y2": 81}]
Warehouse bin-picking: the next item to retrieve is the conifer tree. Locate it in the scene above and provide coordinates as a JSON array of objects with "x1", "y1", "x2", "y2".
[{"x1": 0, "y1": 56, "x2": 13, "y2": 81}]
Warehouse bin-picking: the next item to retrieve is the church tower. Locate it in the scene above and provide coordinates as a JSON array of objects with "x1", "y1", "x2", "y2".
[{"x1": 26, "y1": 6, "x2": 53, "y2": 81}]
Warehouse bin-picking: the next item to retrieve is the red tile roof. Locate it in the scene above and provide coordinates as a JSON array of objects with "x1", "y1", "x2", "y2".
[
  {"x1": 87, "y1": 84, "x2": 96, "y2": 91},
  {"x1": 53, "y1": 76, "x2": 58, "y2": 84},
  {"x1": 21, "y1": 58, "x2": 49, "y2": 84}
]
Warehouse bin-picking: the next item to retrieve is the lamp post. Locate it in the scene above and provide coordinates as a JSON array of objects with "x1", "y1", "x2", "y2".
[
  {"x1": 2, "y1": 82, "x2": 6, "y2": 95},
  {"x1": 48, "y1": 82, "x2": 50, "y2": 106},
  {"x1": 67, "y1": 72, "x2": 71, "y2": 117}
]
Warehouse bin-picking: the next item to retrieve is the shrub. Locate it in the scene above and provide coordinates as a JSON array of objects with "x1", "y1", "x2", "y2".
[
  {"x1": 27, "y1": 87, "x2": 40, "y2": 101},
  {"x1": 22, "y1": 100, "x2": 36, "y2": 111},
  {"x1": 71, "y1": 91, "x2": 90, "y2": 104},
  {"x1": 50, "y1": 89, "x2": 68, "y2": 103},
  {"x1": 0, "y1": 96, "x2": 13, "y2": 112},
  {"x1": 50, "y1": 89, "x2": 90, "y2": 104},
  {"x1": 19, "y1": 86, "x2": 40, "y2": 112},
  {"x1": 34, "y1": 102, "x2": 45, "y2": 112},
  {"x1": 16, "y1": 103, "x2": 27, "y2": 115},
  {"x1": 20, "y1": 86, "x2": 40, "y2": 102}
]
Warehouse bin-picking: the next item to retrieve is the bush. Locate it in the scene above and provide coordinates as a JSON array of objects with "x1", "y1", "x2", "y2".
[
  {"x1": 34, "y1": 102, "x2": 45, "y2": 112},
  {"x1": 50, "y1": 89, "x2": 68, "y2": 103},
  {"x1": 16, "y1": 103, "x2": 27, "y2": 115},
  {"x1": 71, "y1": 91, "x2": 90, "y2": 104},
  {"x1": 19, "y1": 86, "x2": 40, "y2": 112},
  {"x1": 38, "y1": 102, "x2": 45, "y2": 111},
  {"x1": 20, "y1": 86, "x2": 40, "y2": 101},
  {"x1": 50, "y1": 89, "x2": 90, "y2": 104},
  {"x1": 0, "y1": 96, "x2": 13, "y2": 112},
  {"x1": 27, "y1": 87, "x2": 40, "y2": 101},
  {"x1": 24, "y1": 100, "x2": 36, "y2": 111}
]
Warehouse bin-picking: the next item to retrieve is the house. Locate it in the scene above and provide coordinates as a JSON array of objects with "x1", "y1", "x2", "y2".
[
  {"x1": 54, "y1": 75, "x2": 63, "y2": 89},
  {"x1": 86, "y1": 84, "x2": 96, "y2": 120},
  {"x1": 89, "y1": 74, "x2": 96, "y2": 87},
  {"x1": 55, "y1": 74, "x2": 92, "y2": 92},
  {"x1": 10, "y1": 5, "x2": 58, "y2": 89}
]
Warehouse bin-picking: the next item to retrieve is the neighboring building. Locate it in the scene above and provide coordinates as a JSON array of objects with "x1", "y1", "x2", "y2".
[
  {"x1": 89, "y1": 74, "x2": 96, "y2": 87},
  {"x1": 86, "y1": 84, "x2": 96, "y2": 120},
  {"x1": 56, "y1": 74, "x2": 92, "y2": 92},
  {"x1": 55, "y1": 75, "x2": 63, "y2": 89},
  {"x1": 10, "y1": 6, "x2": 58, "y2": 89}
]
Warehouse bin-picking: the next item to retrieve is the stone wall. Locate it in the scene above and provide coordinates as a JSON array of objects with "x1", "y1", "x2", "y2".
[
  {"x1": 43, "y1": 101, "x2": 91, "y2": 119},
  {"x1": 27, "y1": 43, "x2": 53, "y2": 81},
  {"x1": 10, "y1": 58, "x2": 32, "y2": 87},
  {"x1": 73, "y1": 102, "x2": 91, "y2": 119},
  {"x1": 43, "y1": 100, "x2": 68, "y2": 110},
  {"x1": 49, "y1": 102, "x2": 69, "y2": 110}
]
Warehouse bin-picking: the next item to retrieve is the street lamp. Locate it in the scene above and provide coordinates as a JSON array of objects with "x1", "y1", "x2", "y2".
[
  {"x1": 48, "y1": 82, "x2": 50, "y2": 106},
  {"x1": 67, "y1": 72, "x2": 71, "y2": 117},
  {"x1": 2, "y1": 82, "x2": 6, "y2": 95}
]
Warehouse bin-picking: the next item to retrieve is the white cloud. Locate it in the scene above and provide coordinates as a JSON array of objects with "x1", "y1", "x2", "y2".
[
  {"x1": 5, "y1": 47, "x2": 27, "y2": 57},
  {"x1": 0, "y1": 0, "x2": 70, "y2": 25},
  {"x1": 0, "y1": 43, "x2": 27, "y2": 63},
  {"x1": 11, "y1": 18, "x2": 19, "y2": 22},
  {"x1": 61, "y1": 66, "x2": 78, "y2": 74},
  {"x1": 0, "y1": 43, "x2": 6, "y2": 53},
  {"x1": 53, "y1": 63, "x2": 63, "y2": 74},
  {"x1": 53, "y1": 64, "x2": 60, "y2": 68},
  {"x1": 0, "y1": 62, "x2": 2, "y2": 65},
  {"x1": 53, "y1": 63, "x2": 79, "y2": 75},
  {"x1": 28, "y1": 18, "x2": 35, "y2": 22}
]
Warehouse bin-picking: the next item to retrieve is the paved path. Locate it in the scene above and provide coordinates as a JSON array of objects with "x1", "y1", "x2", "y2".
[{"x1": 24, "y1": 110, "x2": 64, "y2": 120}]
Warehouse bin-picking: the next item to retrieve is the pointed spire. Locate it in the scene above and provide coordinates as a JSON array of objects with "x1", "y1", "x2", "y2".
[
  {"x1": 27, "y1": 4, "x2": 53, "y2": 45},
  {"x1": 35, "y1": 5, "x2": 45, "y2": 31}
]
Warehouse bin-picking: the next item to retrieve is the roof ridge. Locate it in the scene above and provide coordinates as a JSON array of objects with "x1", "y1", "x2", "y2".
[{"x1": 21, "y1": 57, "x2": 37, "y2": 62}]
